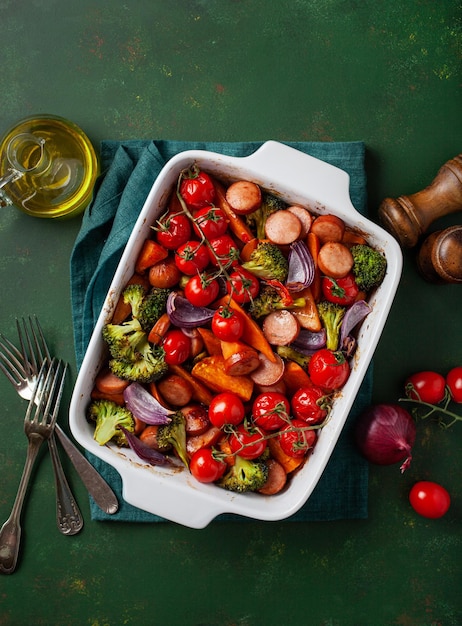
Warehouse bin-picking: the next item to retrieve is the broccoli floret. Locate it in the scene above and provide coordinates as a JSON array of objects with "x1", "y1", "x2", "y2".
[
  {"x1": 217, "y1": 455, "x2": 269, "y2": 493},
  {"x1": 249, "y1": 284, "x2": 306, "y2": 319},
  {"x1": 276, "y1": 344, "x2": 310, "y2": 370},
  {"x1": 122, "y1": 283, "x2": 147, "y2": 319},
  {"x1": 137, "y1": 288, "x2": 170, "y2": 332},
  {"x1": 87, "y1": 399, "x2": 135, "y2": 446},
  {"x1": 109, "y1": 338, "x2": 168, "y2": 384},
  {"x1": 242, "y1": 241, "x2": 289, "y2": 282},
  {"x1": 245, "y1": 192, "x2": 286, "y2": 240},
  {"x1": 156, "y1": 411, "x2": 189, "y2": 469},
  {"x1": 317, "y1": 300, "x2": 346, "y2": 351},
  {"x1": 350, "y1": 244, "x2": 387, "y2": 292},
  {"x1": 102, "y1": 318, "x2": 145, "y2": 360}
]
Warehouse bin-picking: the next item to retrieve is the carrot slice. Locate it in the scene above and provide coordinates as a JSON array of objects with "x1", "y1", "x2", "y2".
[
  {"x1": 291, "y1": 287, "x2": 321, "y2": 332},
  {"x1": 282, "y1": 361, "x2": 312, "y2": 396},
  {"x1": 342, "y1": 229, "x2": 368, "y2": 248},
  {"x1": 148, "y1": 312, "x2": 171, "y2": 345},
  {"x1": 135, "y1": 239, "x2": 168, "y2": 274},
  {"x1": 267, "y1": 438, "x2": 305, "y2": 474},
  {"x1": 191, "y1": 355, "x2": 254, "y2": 402},
  {"x1": 196, "y1": 327, "x2": 222, "y2": 356},
  {"x1": 111, "y1": 273, "x2": 151, "y2": 324},
  {"x1": 168, "y1": 363, "x2": 215, "y2": 406},
  {"x1": 213, "y1": 179, "x2": 255, "y2": 243},
  {"x1": 306, "y1": 232, "x2": 322, "y2": 302}
]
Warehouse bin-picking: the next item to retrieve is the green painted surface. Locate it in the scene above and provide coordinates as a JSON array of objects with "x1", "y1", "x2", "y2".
[{"x1": 0, "y1": 1, "x2": 461, "y2": 625}]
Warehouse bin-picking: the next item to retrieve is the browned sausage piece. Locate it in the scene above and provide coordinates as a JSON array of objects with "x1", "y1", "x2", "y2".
[
  {"x1": 287, "y1": 206, "x2": 313, "y2": 238},
  {"x1": 255, "y1": 379, "x2": 287, "y2": 396},
  {"x1": 317, "y1": 241, "x2": 354, "y2": 279},
  {"x1": 95, "y1": 368, "x2": 130, "y2": 395},
  {"x1": 250, "y1": 352, "x2": 285, "y2": 386},
  {"x1": 224, "y1": 349, "x2": 261, "y2": 376},
  {"x1": 181, "y1": 404, "x2": 211, "y2": 436},
  {"x1": 157, "y1": 373, "x2": 193, "y2": 406},
  {"x1": 139, "y1": 425, "x2": 170, "y2": 452},
  {"x1": 262, "y1": 310, "x2": 300, "y2": 346},
  {"x1": 264, "y1": 210, "x2": 302, "y2": 245},
  {"x1": 186, "y1": 426, "x2": 223, "y2": 458},
  {"x1": 310, "y1": 214, "x2": 345, "y2": 244},
  {"x1": 225, "y1": 180, "x2": 262, "y2": 215},
  {"x1": 258, "y1": 459, "x2": 287, "y2": 495}
]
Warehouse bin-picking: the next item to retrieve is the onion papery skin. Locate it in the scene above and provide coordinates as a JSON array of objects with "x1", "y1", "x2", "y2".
[{"x1": 355, "y1": 404, "x2": 416, "y2": 473}]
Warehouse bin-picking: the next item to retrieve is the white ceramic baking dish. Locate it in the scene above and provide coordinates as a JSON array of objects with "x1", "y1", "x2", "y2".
[{"x1": 69, "y1": 141, "x2": 402, "y2": 528}]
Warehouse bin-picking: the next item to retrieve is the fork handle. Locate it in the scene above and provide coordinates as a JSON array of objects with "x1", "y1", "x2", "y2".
[
  {"x1": 48, "y1": 435, "x2": 84, "y2": 535},
  {"x1": 55, "y1": 425, "x2": 119, "y2": 515},
  {"x1": 0, "y1": 437, "x2": 43, "y2": 575}
]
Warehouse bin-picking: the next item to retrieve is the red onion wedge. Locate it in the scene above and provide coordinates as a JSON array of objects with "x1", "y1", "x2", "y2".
[
  {"x1": 123, "y1": 382, "x2": 173, "y2": 425},
  {"x1": 285, "y1": 241, "x2": 315, "y2": 292},
  {"x1": 119, "y1": 426, "x2": 171, "y2": 466},
  {"x1": 340, "y1": 300, "x2": 372, "y2": 345},
  {"x1": 355, "y1": 404, "x2": 416, "y2": 473},
  {"x1": 166, "y1": 291, "x2": 215, "y2": 328},
  {"x1": 290, "y1": 328, "x2": 326, "y2": 355}
]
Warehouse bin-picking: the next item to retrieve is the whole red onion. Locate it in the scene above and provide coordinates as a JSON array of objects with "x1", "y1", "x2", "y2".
[{"x1": 355, "y1": 404, "x2": 416, "y2": 473}]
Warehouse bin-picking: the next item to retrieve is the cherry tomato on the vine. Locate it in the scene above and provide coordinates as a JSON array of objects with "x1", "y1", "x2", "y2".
[
  {"x1": 193, "y1": 206, "x2": 228, "y2": 240},
  {"x1": 252, "y1": 392, "x2": 290, "y2": 431},
  {"x1": 291, "y1": 386, "x2": 329, "y2": 425},
  {"x1": 180, "y1": 167, "x2": 216, "y2": 210},
  {"x1": 189, "y1": 448, "x2": 227, "y2": 483},
  {"x1": 184, "y1": 273, "x2": 219, "y2": 307},
  {"x1": 321, "y1": 272, "x2": 359, "y2": 306},
  {"x1": 208, "y1": 391, "x2": 245, "y2": 428},
  {"x1": 162, "y1": 329, "x2": 191, "y2": 365},
  {"x1": 405, "y1": 371, "x2": 446, "y2": 404},
  {"x1": 155, "y1": 212, "x2": 192, "y2": 250},
  {"x1": 308, "y1": 349, "x2": 350, "y2": 391},
  {"x1": 211, "y1": 306, "x2": 244, "y2": 342},
  {"x1": 229, "y1": 423, "x2": 267, "y2": 460},
  {"x1": 278, "y1": 419, "x2": 317, "y2": 458},
  {"x1": 208, "y1": 234, "x2": 240, "y2": 268},
  {"x1": 409, "y1": 481, "x2": 451, "y2": 519},
  {"x1": 227, "y1": 267, "x2": 260, "y2": 304},
  {"x1": 175, "y1": 240, "x2": 210, "y2": 275},
  {"x1": 446, "y1": 366, "x2": 462, "y2": 403}
]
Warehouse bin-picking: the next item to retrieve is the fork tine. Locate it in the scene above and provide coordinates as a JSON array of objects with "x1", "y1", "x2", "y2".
[
  {"x1": 44, "y1": 361, "x2": 68, "y2": 429},
  {"x1": 26, "y1": 359, "x2": 67, "y2": 428},
  {"x1": 17, "y1": 318, "x2": 37, "y2": 379},
  {"x1": 0, "y1": 335, "x2": 27, "y2": 384},
  {"x1": 32, "y1": 316, "x2": 52, "y2": 363}
]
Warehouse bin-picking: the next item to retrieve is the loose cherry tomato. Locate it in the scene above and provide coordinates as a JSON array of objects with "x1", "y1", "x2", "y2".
[
  {"x1": 155, "y1": 212, "x2": 192, "y2": 250},
  {"x1": 409, "y1": 481, "x2": 451, "y2": 519},
  {"x1": 175, "y1": 240, "x2": 210, "y2": 275},
  {"x1": 211, "y1": 306, "x2": 244, "y2": 342},
  {"x1": 208, "y1": 234, "x2": 240, "y2": 268},
  {"x1": 180, "y1": 167, "x2": 216, "y2": 210},
  {"x1": 405, "y1": 371, "x2": 446, "y2": 404},
  {"x1": 193, "y1": 206, "x2": 228, "y2": 239},
  {"x1": 291, "y1": 386, "x2": 329, "y2": 425},
  {"x1": 208, "y1": 392, "x2": 245, "y2": 428},
  {"x1": 252, "y1": 392, "x2": 290, "y2": 431},
  {"x1": 227, "y1": 267, "x2": 260, "y2": 304},
  {"x1": 278, "y1": 419, "x2": 317, "y2": 458},
  {"x1": 446, "y1": 366, "x2": 462, "y2": 403},
  {"x1": 321, "y1": 272, "x2": 359, "y2": 306},
  {"x1": 189, "y1": 448, "x2": 227, "y2": 483},
  {"x1": 229, "y1": 423, "x2": 267, "y2": 459},
  {"x1": 184, "y1": 273, "x2": 219, "y2": 307},
  {"x1": 308, "y1": 349, "x2": 350, "y2": 391},
  {"x1": 162, "y1": 329, "x2": 191, "y2": 365}
]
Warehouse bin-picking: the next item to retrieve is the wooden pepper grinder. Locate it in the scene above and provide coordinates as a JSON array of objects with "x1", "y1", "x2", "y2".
[
  {"x1": 416, "y1": 225, "x2": 462, "y2": 284},
  {"x1": 378, "y1": 154, "x2": 462, "y2": 248}
]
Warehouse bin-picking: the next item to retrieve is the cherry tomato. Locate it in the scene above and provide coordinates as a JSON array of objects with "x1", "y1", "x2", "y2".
[
  {"x1": 446, "y1": 366, "x2": 462, "y2": 403},
  {"x1": 184, "y1": 273, "x2": 219, "y2": 307},
  {"x1": 162, "y1": 329, "x2": 191, "y2": 365},
  {"x1": 409, "y1": 481, "x2": 451, "y2": 519},
  {"x1": 321, "y1": 272, "x2": 359, "y2": 306},
  {"x1": 278, "y1": 419, "x2": 317, "y2": 458},
  {"x1": 208, "y1": 392, "x2": 245, "y2": 428},
  {"x1": 229, "y1": 423, "x2": 267, "y2": 459},
  {"x1": 405, "y1": 371, "x2": 446, "y2": 404},
  {"x1": 227, "y1": 267, "x2": 260, "y2": 304},
  {"x1": 208, "y1": 234, "x2": 240, "y2": 268},
  {"x1": 175, "y1": 240, "x2": 210, "y2": 275},
  {"x1": 180, "y1": 167, "x2": 216, "y2": 210},
  {"x1": 252, "y1": 392, "x2": 290, "y2": 431},
  {"x1": 291, "y1": 386, "x2": 329, "y2": 425},
  {"x1": 193, "y1": 206, "x2": 228, "y2": 239},
  {"x1": 308, "y1": 349, "x2": 350, "y2": 391},
  {"x1": 211, "y1": 306, "x2": 244, "y2": 342},
  {"x1": 156, "y1": 212, "x2": 192, "y2": 250},
  {"x1": 189, "y1": 448, "x2": 227, "y2": 483}
]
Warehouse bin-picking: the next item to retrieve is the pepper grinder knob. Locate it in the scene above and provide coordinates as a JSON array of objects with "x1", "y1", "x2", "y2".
[
  {"x1": 416, "y1": 225, "x2": 462, "y2": 284},
  {"x1": 378, "y1": 154, "x2": 462, "y2": 248}
]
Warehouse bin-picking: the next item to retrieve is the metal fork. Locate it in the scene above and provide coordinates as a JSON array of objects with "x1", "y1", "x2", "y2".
[
  {"x1": 0, "y1": 318, "x2": 118, "y2": 516},
  {"x1": 0, "y1": 359, "x2": 67, "y2": 574},
  {"x1": 0, "y1": 319, "x2": 83, "y2": 536}
]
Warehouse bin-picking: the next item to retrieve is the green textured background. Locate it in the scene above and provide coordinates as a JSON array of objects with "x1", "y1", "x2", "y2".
[{"x1": 0, "y1": 2, "x2": 461, "y2": 625}]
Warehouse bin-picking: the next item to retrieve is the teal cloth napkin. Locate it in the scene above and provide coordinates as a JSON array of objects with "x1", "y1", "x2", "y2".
[{"x1": 70, "y1": 139, "x2": 370, "y2": 523}]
